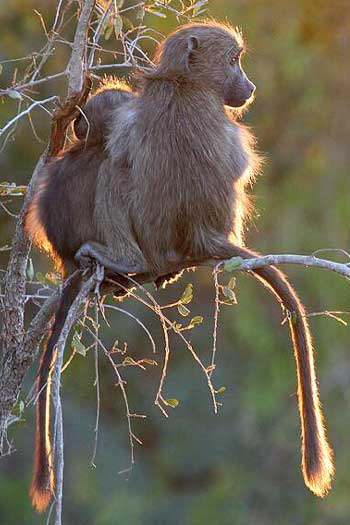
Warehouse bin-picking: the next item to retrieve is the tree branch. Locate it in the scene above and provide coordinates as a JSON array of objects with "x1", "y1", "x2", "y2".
[
  {"x1": 0, "y1": 0, "x2": 95, "y2": 454},
  {"x1": 23, "y1": 293, "x2": 60, "y2": 359},
  {"x1": 66, "y1": 0, "x2": 96, "y2": 96},
  {"x1": 50, "y1": 275, "x2": 96, "y2": 523},
  {"x1": 0, "y1": 96, "x2": 57, "y2": 137},
  {"x1": 115, "y1": 252, "x2": 350, "y2": 285},
  {"x1": 218, "y1": 253, "x2": 350, "y2": 278},
  {"x1": 0, "y1": 155, "x2": 47, "y2": 450}
]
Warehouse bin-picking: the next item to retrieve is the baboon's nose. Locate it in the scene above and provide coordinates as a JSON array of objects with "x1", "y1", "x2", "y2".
[{"x1": 248, "y1": 81, "x2": 256, "y2": 97}]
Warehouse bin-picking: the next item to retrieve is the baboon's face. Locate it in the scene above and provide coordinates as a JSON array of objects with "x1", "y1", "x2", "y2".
[
  {"x1": 222, "y1": 47, "x2": 256, "y2": 108},
  {"x1": 183, "y1": 26, "x2": 256, "y2": 108},
  {"x1": 154, "y1": 24, "x2": 256, "y2": 108}
]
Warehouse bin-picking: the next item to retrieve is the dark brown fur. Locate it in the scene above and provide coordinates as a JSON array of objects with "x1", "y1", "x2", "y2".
[
  {"x1": 25, "y1": 21, "x2": 334, "y2": 511},
  {"x1": 73, "y1": 78, "x2": 133, "y2": 144}
]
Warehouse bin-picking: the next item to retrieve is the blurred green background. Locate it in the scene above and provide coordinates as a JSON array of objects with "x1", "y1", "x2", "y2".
[{"x1": 0, "y1": 1, "x2": 349, "y2": 523}]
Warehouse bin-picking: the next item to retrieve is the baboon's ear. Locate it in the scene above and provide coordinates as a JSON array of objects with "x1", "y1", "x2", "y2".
[
  {"x1": 185, "y1": 35, "x2": 199, "y2": 69},
  {"x1": 188, "y1": 36, "x2": 199, "y2": 52}
]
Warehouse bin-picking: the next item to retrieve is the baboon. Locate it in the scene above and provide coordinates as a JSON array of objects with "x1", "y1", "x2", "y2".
[
  {"x1": 73, "y1": 78, "x2": 134, "y2": 144},
  {"x1": 25, "y1": 21, "x2": 334, "y2": 512}
]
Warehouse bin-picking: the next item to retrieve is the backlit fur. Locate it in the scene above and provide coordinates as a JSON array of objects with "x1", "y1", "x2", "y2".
[{"x1": 25, "y1": 21, "x2": 334, "y2": 511}]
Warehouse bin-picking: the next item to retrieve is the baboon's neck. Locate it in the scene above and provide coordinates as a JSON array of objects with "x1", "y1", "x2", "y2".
[{"x1": 141, "y1": 77, "x2": 225, "y2": 120}]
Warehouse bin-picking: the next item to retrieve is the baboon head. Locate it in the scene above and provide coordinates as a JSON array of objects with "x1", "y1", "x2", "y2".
[{"x1": 152, "y1": 21, "x2": 256, "y2": 108}]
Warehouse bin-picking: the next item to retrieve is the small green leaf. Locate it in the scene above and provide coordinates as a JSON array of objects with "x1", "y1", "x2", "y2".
[
  {"x1": 228, "y1": 277, "x2": 236, "y2": 289},
  {"x1": 35, "y1": 272, "x2": 46, "y2": 285},
  {"x1": 104, "y1": 21, "x2": 114, "y2": 40},
  {"x1": 8, "y1": 89, "x2": 23, "y2": 100},
  {"x1": 222, "y1": 286, "x2": 237, "y2": 303},
  {"x1": 123, "y1": 356, "x2": 137, "y2": 365},
  {"x1": 27, "y1": 258, "x2": 34, "y2": 280},
  {"x1": 216, "y1": 386, "x2": 226, "y2": 394},
  {"x1": 75, "y1": 321, "x2": 84, "y2": 336},
  {"x1": 174, "y1": 322, "x2": 182, "y2": 331},
  {"x1": 180, "y1": 283, "x2": 193, "y2": 304},
  {"x1": 10, "y1": 184, "x2": 27, "y2": 195},
  {"x1": 224, "y1": 257, "x2": 243, "y2": 272},
  {"x1": 10, "y1": 187, "x2": 26, "y2": 195},
  {"x1": 142, "y1": 358, "x2": 158, "y2": 366},
  {"x1": 114, "y1": 15, "x2": 123, "y2": 37},
  {"x1": 0, "y1": 182, "x2": 11, "y2": 196},
  {"x1": 188, "y1": 315, "x2": 203, "y2": 327},
  {"x1": 165, "y1": 398, "x2": 179, "y2": 408},
  {"x1": 35, "y1": 271, "x2": 59, "y2": 286},
  {"x1": 222, "y1": 300, "x2": 237, "y2": 306},
  {"x1": 72, "y1": 332, "x2": 86, "y2": 356},
  {"x1": 44, "y1": 272, "x2": 60, "y2": 285},
  {"x1": 178, "y1": 304, "x2": 190, "y2": 317}
]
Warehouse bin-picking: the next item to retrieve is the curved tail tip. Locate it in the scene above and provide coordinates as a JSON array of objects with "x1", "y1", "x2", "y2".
[
  {"x1": 304, "y1": 449, "x2": 335, "y2": 498},
  {"x1": 30, "y1": 485, "x2": 52, "y2": 513},
  {"x1": 305, "y1": 472, "x2": 333, "y2": 498}
]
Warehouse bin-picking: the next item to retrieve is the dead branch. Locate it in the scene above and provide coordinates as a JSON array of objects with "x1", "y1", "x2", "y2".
[
  {"x1": 0, "y1": 0, "x2": 95, "y2": 458},
  {"x1": 66, "y1": 0, "x2": 96, "y2": 96},
  {"x1": 49, "y1": 275, "x2": 96, "y2": 522},
  {"x1": 0, "y1": 155, "x2": 47, "y2": 451}
]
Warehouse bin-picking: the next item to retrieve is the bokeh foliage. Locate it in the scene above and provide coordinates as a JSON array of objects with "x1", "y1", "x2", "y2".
[{"x1": 0, "y1": 0, "x2": 349, "y2": 523}]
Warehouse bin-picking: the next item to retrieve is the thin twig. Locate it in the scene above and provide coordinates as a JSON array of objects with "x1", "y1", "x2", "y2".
[
  {"x1": 53, "y1": 400, "x2": 64, "y2": 525},
  {"x1": 90, "y1": 301, "x2": 100, "y2": 467},
  {"x1": 210, "y1": 267, "x2": 221, "y2": 378},
  {"x1": 107, "y1": 275, "x2": 219, "y2": 414},
  {"x1": 88, "y1": 0, "x2": 113, "y2": 67},
  {"x1": 0, "y1": 202, "x2": 18, "y2": 218},
  {"x1": 0, "y1": 72, "x2": 67, "y2": 97},
  {"x1": 103, "y1": 303, "x2": 156, "y2": 354},
  {"x1": 311, "y1": 248, "x2": 350, "y2": 261},
  {"x1": 83, "y1": 323, "x2": 140, "y2": 473},
  {"x1": 0, "y1": 96, "x2": 57, "y2": 137},
  {"x1": 89, "y1": 62, "x2": 133, "y2": 71},
  {"x1": 307, "y1": 310, "x2": 350, "y2": 326}
]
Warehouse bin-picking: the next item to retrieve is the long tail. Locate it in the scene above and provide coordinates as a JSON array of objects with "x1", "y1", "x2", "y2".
[
  {"x1": 233, "y1": 246, "x2": 334, "y2": 497},
  {"x1": 30, "y1": 272, "x2": 82, "y2": 513}
]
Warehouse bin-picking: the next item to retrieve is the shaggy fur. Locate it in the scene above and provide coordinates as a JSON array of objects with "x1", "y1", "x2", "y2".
[{"x1": 25, "y1": 21, "x2": 334, "y2": 512}]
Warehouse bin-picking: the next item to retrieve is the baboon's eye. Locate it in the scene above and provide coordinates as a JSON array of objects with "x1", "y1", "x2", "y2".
[{"x1": 230, "y1": 54, "x2": 239, "y2": 65}]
